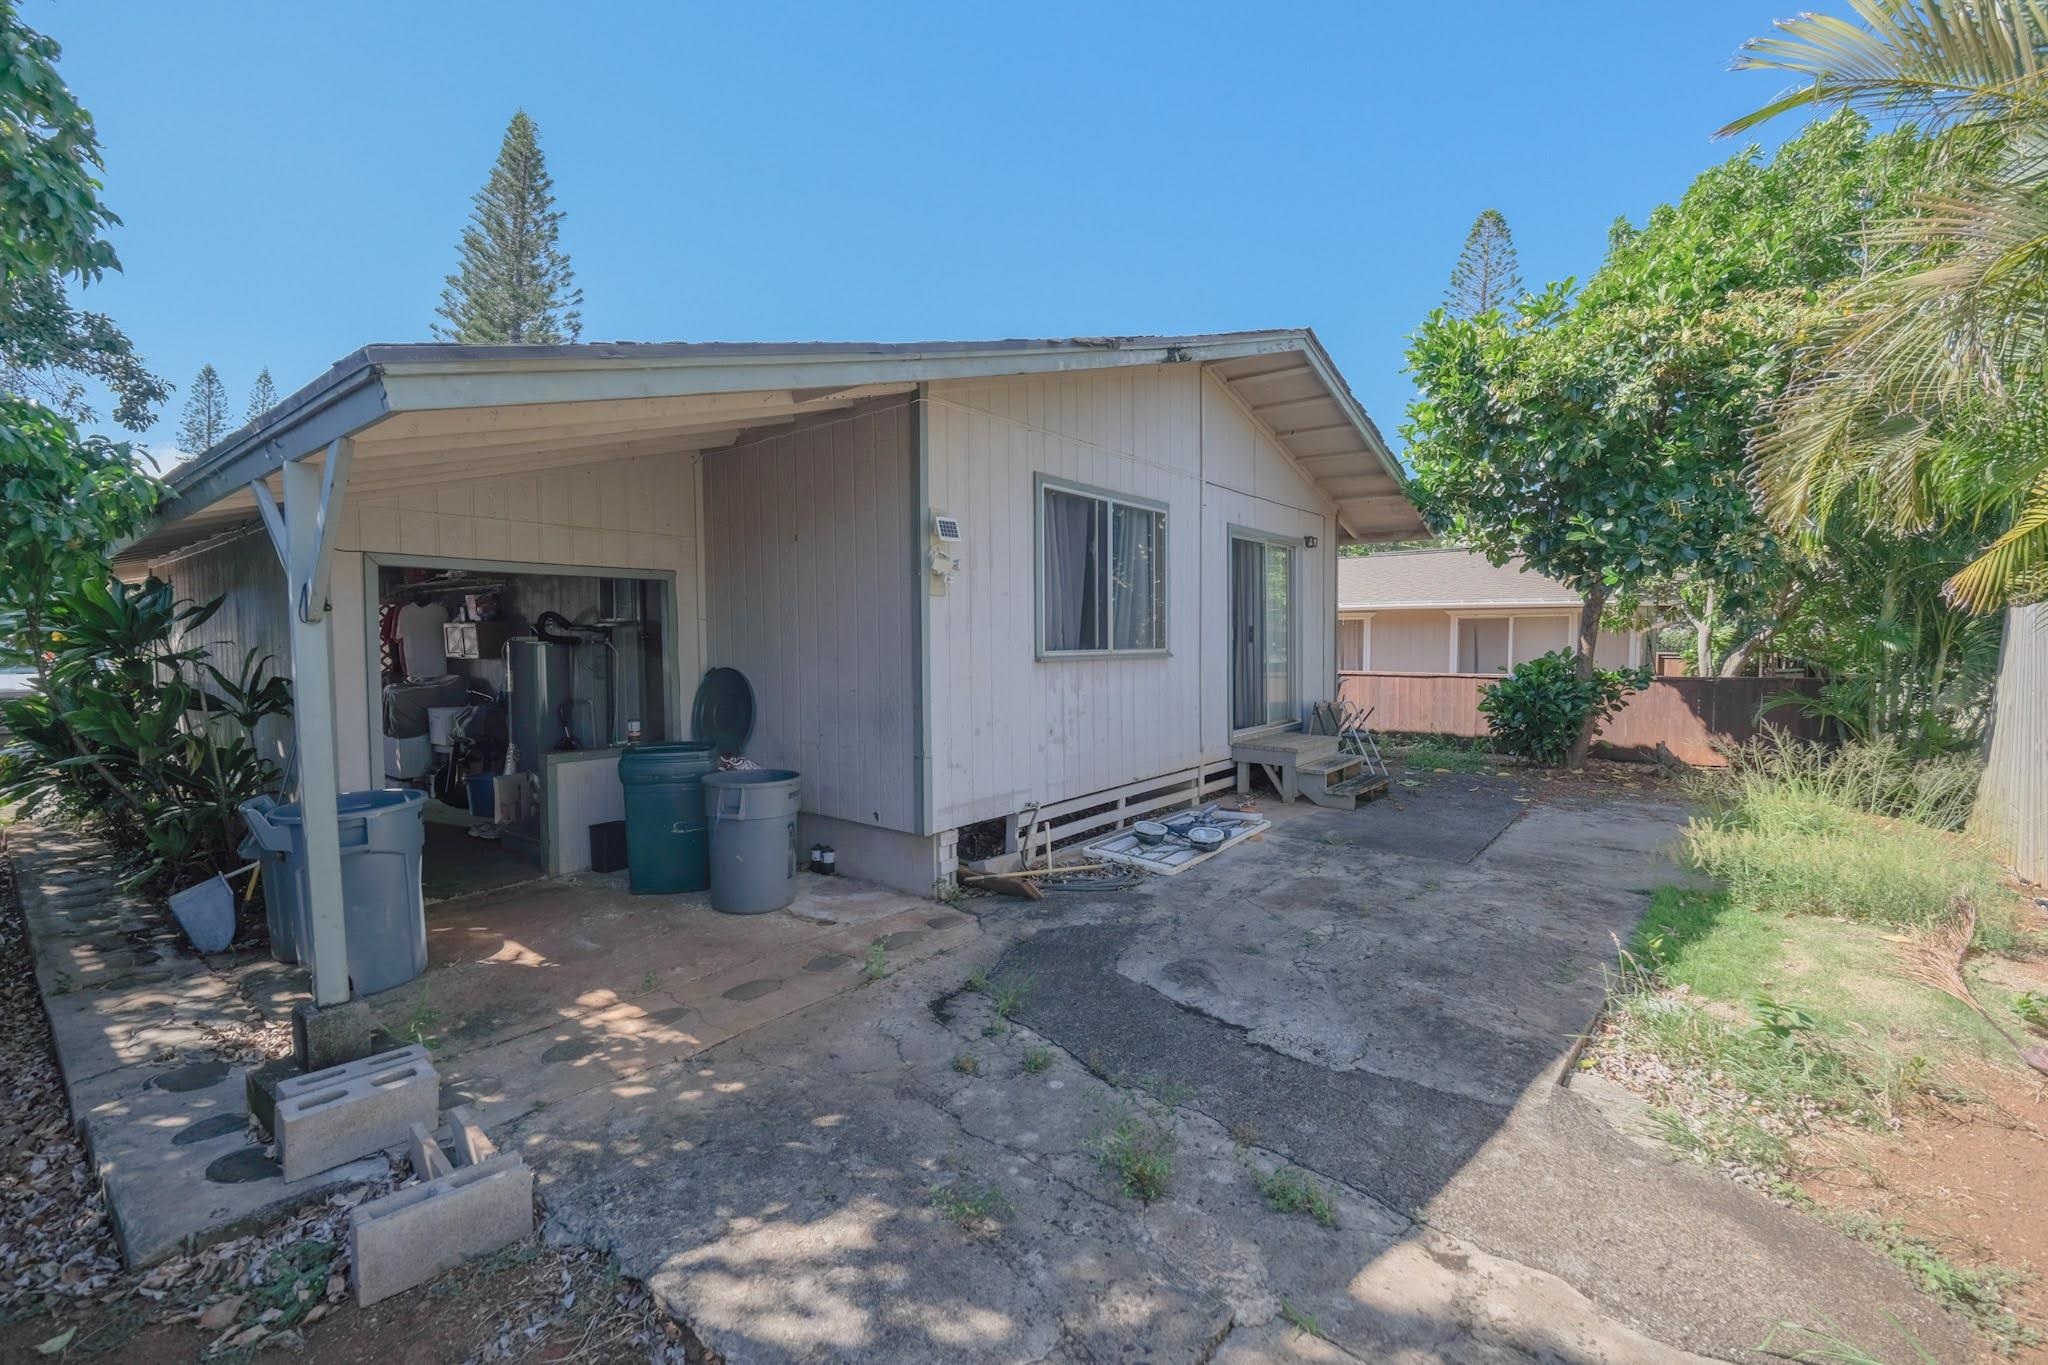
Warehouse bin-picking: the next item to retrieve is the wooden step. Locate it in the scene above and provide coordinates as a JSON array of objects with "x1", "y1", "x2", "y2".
[
  {"x1": 1304, "y1": 772, "x2": 1391, "y2": 811},
  {"x1": 1298, "y1": 753, "x2": 1363, "y2": 780}
]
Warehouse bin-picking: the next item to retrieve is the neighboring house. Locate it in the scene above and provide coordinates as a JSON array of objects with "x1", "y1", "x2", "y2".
[
  {"x1": 1336, "y1": 547, "x2": 1645, "y2": 675},
  {"x1": 115, "y1": 332, "x2": 1423, "y2": 957}
]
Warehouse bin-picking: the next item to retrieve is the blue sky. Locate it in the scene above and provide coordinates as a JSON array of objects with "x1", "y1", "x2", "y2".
[{"x1": 40, "y1": 2, "x2": 1805, "y2": 461}]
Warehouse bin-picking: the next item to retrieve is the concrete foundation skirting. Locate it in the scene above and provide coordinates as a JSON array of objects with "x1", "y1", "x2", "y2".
[
  {"x1": 797, "y1": 812, "x2": 955, "y2": 896},
  {"x1": 350, "y1": 1153, "x2": 534, "y2": 1306}
]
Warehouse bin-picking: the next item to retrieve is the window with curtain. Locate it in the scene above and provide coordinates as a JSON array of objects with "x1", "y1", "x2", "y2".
[
  {"x1": 1337, "y1": 618, "x2": 1367, "y2": 672},
  {"x1": 1040, "y1": 482, "x2": 1165, "y2": 654}
]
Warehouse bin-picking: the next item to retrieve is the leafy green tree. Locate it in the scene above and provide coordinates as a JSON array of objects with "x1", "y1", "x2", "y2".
[
  {"x1": 434, "y1": 110, "x2": 582, "y2": 343},
  {"x1": 0, "y1": 3, "x2": 164, "y2": 839},
  {"x1": 1723, "y1": 1, "x2": 2048, "y2": 612},
  {"x1": 2, "y1": 270, "x2": 168, "y2": 429},
  {"x1": 0, "y1": 4, "x2": 165, "y2": 430},
  {"x1": 1404, "y1": 113, "x2": 1935, "y2": 760},
  {"x1": 1444, "y1": 209, "x2": 1523, "y2": 317},
  {"x1": 176, "y1": 363, "x2": 231, "y2": 451},
  {"x1": 246, "y1": 366, "x2": 279, "y2": 421}
]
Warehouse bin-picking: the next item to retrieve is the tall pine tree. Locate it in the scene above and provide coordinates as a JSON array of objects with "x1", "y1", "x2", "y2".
[
  {"x1": 1444, "y1": 209, "x2": 1523, "y2": 318},
  {"x1": 247, "y1": 367, "x2": 279, "y2": 421},
  {"x1": 435, "y1": 111, "x2": 582, "y2": 343},
  {"x1": 176, "y1": 363, "x2": 230, "y2": 451}
]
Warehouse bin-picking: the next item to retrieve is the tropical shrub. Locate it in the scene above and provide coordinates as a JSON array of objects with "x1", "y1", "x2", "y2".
[
  {"x1": 0, "y1": 578, "x2": 292, "y2": 889},
  {"x1": 1477, "y1": 651, "x2": 1649, "y2": 765}
]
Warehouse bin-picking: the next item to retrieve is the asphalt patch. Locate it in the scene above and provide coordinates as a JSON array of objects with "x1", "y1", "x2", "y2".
[{"x1": 998, "y1": 922, "x2": 1514, "y2": 1214}]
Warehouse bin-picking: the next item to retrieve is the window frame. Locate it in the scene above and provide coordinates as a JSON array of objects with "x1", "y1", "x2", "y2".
[{"x1": 1033, "y1": 474, "x2": 1170, "y2": 660}]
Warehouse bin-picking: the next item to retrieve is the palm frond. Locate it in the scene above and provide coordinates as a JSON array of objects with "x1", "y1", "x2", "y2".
[
  {"x1": 1723, "y1": 0, "x2": 2048, "y2": 137},
  {"x1": 1945, "y1": 471, "x2": 2048, "y2": 608}
]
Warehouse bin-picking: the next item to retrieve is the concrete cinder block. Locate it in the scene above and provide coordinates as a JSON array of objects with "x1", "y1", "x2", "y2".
[
  {"x1": 245, "y1": 1056, "x2": 301, "y2": 1138},
  {"x1": 292, "y1": 998, "x2": 380, "y2": 1071},
  {"x1": 445, "y1": 1105, "x2": 498, "y2": 1167},
  {"x1": 275, "y1": 1046, "x2": 439, "y2": 1183},
  {"x1": 350, "y1": 1153, "x2": 534, "y2": 1307}
]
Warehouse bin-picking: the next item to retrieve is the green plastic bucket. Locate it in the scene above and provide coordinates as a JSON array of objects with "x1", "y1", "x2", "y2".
[{"x1": 620, "y1": 742, "x2": 718, "y2": 894}]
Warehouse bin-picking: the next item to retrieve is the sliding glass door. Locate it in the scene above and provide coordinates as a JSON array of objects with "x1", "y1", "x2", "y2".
[{"x1": 1230, "y1": 534, "x2": 1295, "y2": 731}]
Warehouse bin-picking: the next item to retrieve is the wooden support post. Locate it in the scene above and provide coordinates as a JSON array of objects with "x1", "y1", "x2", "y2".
[{"x1": 283, "y1": 451, "x2": 351, "y2": 1007}]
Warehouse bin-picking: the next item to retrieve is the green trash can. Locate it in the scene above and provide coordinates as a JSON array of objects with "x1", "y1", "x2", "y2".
[
  {"x1": 621, "y1": 742, "x2": 718, "y2": 894},
  {"x1": 702, "y1": 769, "x2": 802, "y2": 914}
]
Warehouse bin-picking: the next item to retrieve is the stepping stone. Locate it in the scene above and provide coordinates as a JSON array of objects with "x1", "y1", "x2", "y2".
[
  {"x1": 803, "y1": 953, "x2": 852, "y2": 973},
  {"x1": 540, "y1": 1037, "x2": 599, "y2": 1064},
  {"x1": 205, "y1": 1148, "x2": 279, "y2": 1184},
  {"x1": 877, "y1": 931, "x2": 925, "y2": 951},
  {"x1": 722, "y1": 977, "x2": 783, "y2": 1002},
  {"x1": 173, "y1": 1113, "x2": 249, "y2": 1146},
  {"x1": 149, "y1": 1060, "x2": 231, "y2": 1093}
]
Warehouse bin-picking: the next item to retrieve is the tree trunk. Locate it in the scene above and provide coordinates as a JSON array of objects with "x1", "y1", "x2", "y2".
[
  {"x1": 1718, "y1": 584, "x2": 1802, "y2": 678},
  {"x1": 1695, "y1": 584, "x2": 1717, "y2": 677},
  {"x1": 1567, "y1": 585, "x2": 1607, "y2": 768}
]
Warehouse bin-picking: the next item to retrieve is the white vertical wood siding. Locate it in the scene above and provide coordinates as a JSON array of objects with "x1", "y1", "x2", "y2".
[
  {"x1": 147, "y1": 525, "x2": 295, "y2": 769},
  {"x1": 700, "y1": 399, "x2": 917, "y2": 832},
  {"x1": 923, "y1": 365, "x2": 1338, "y2": 830},
  {"x1": 151, "y1": 449, "x2": 700, "y2": 793},
  {"x1": 1976, "y1": 603, "x2": 2048, "y2": 884}
]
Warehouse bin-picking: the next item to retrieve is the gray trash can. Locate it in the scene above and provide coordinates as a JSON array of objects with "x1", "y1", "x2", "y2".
[
  {"x1": 238, "y1": 795, "x2": 304, "y2": 963},
  {"x1": 702, "y1": 770, "x2": 801, "y2": 914},
  {"x1": 244, "y1": 788, "x2": 429, "y2": 995}
]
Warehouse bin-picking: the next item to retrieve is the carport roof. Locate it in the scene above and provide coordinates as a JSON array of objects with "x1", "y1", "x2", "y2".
[{"x1": 117, "y1": 330, "x2": 1424, "y2": 570}]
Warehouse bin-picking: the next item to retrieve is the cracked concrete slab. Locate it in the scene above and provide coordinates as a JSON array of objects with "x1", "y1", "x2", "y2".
[
  {"x1": 15, "y1": 783, "x2": 1982, "y2": 1359},
  {"x1": 517, "y1": 790, "x2": 1970, "y2": 1362}
]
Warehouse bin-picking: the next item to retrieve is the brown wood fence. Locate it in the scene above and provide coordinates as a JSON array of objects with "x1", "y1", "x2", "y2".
[{"x1": 1336, "y1": 671, "x2": 1830, "y2": 766}]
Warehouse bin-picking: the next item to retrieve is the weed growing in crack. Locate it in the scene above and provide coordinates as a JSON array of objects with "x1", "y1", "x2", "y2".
[
  {"x1": 403, "y1": 994, "x2": 442, "y2": 1051},
  {"x1": 1254, "y1": 1166, "x2": 1339, "y2": 1228},
  {"x1": 862, "y1": 942, "x2": 888, "y2": 982},
  {"x1": 990, "y1": 974, "x2": 1031, "y2": 1020},
  {"x1": 1094, "y1": 1106, "x2": 1176, "y2": 1203},
  {"x1": 1021, "y1": 1046, "x2": 1054, "y2": 1075},
  {"x1": 953, "y1": 1051, "x2": 980, "y2": 1076},
  {"x1": 1279, "y1": 1299, "x2": 1323, "y2": 1339},
  {"x1": 928, "y1": 1179, "x2": 1011, "y2": 1234},
  {"x1": 964, "y1": 965, "x2": 991, "y2": 994}
]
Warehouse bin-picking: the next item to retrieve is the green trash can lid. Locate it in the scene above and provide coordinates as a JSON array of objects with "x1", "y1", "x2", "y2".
[{"x1": 691, "y1": 667, "x2": 755, "y2": 755}]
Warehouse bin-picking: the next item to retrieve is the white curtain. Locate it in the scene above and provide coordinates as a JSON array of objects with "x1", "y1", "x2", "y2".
[
  {"x1": 1111, "y1": 505, "x2": 1162, "y2": 650},
  {"x1": 1043, "y1": 490, "x2": 1101, "y2": 651}
]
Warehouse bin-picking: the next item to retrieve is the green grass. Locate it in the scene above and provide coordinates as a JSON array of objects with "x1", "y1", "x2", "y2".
[
  {"x1": 1094, "y1": 1107, "x2": 1176, "y2": 1203},
  {"x1": 1254, "y1": 1166, "x2": 1339, "y2": 1227},
  {"x1": 1399, "y1": 735, "x2": 1497, "y2": 774},
  {"x1": 1021, "y1": 1046, "x2": 1054, "y2": 1074},
  {"x1": 861, "y1": 942, "x2": 888, "y2": 982},
  {"x1": 1629, "y1": 886, "x2": 2017, "y2": 1064},
  {"x1": 927, "y1": 1179, "x2": 1012, "y2": 1233},
  {"x1": 1683, "y1": 737, "x2": 2025, "y2": 951}
]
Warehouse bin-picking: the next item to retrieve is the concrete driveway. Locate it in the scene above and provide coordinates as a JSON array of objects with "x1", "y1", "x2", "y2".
[{"x1": 520, "y1": 771, "x2": 1974, "y2": 1363}]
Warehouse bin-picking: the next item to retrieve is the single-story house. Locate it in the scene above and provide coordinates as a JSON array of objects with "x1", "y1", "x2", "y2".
[
  {"x1": 1336, "y1": 547, "x2": 1645, "y2": 675},
  {"x1": 114, "y1": 332, "x2": 1424, "y2": 1007}
]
